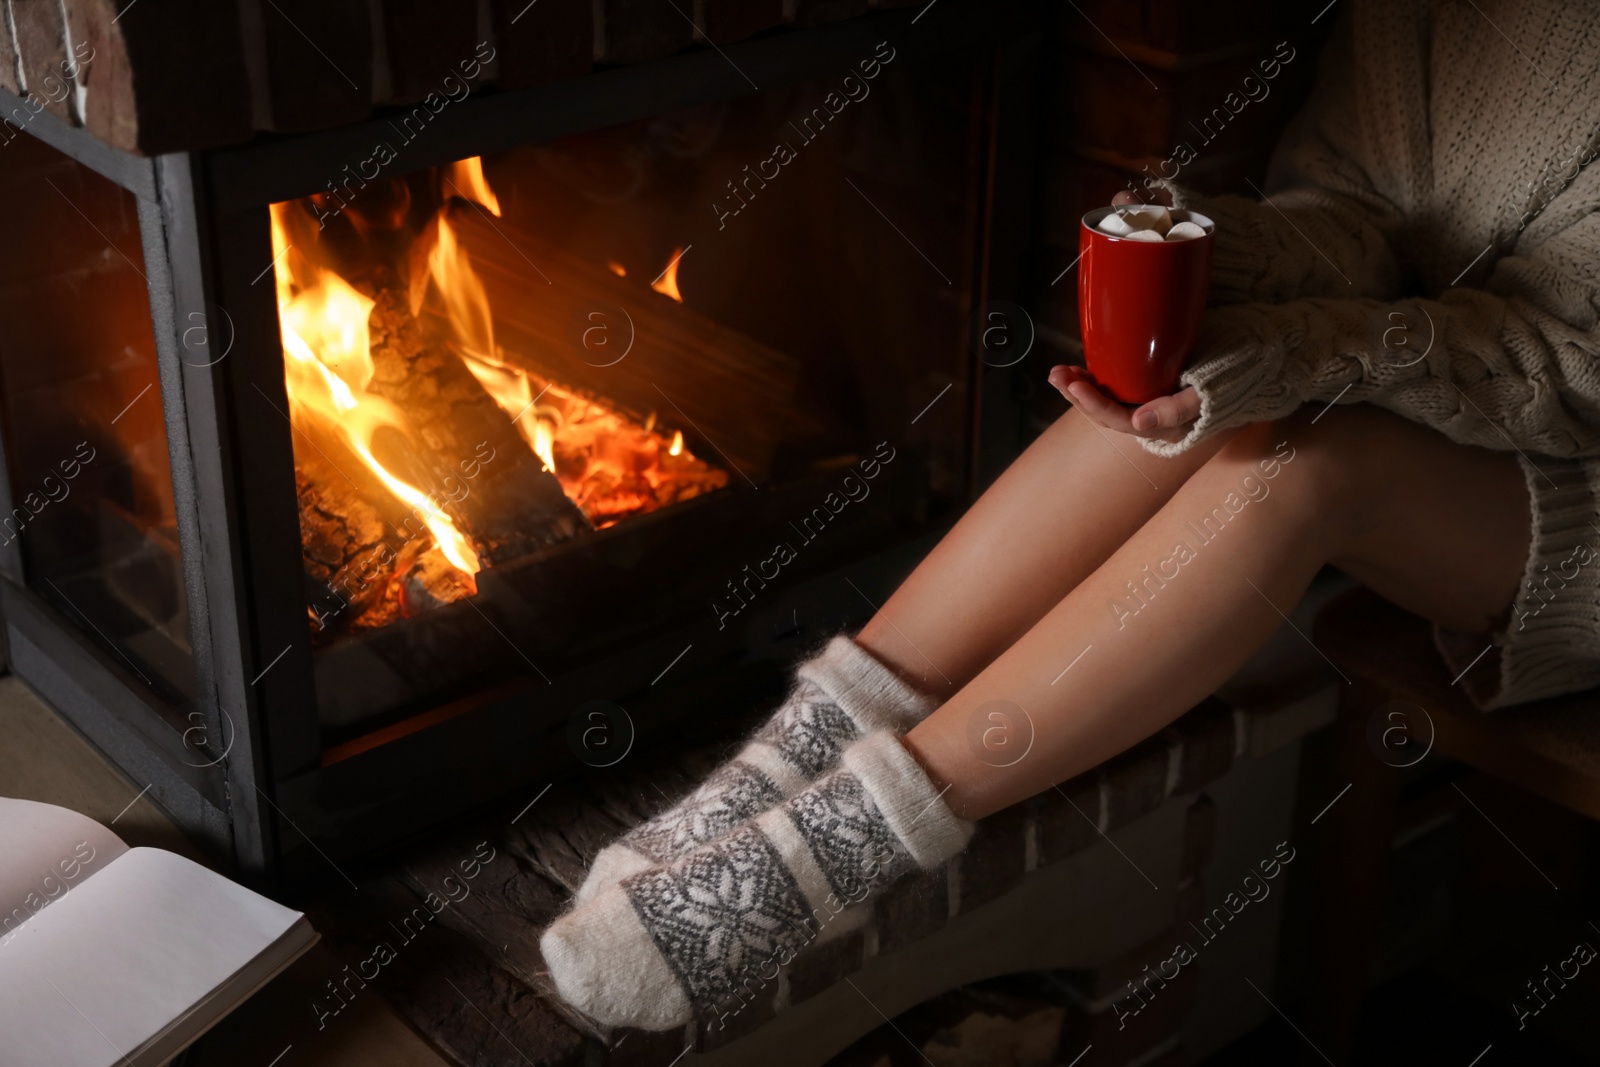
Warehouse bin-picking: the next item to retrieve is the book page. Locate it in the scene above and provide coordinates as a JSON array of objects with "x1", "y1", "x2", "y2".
[
  {"x1": 0, "y1": 847, "x2": 307, "y2": 1067},
  {"x1": 0, "y1": 797, "x2": 126, "y2": 944}
]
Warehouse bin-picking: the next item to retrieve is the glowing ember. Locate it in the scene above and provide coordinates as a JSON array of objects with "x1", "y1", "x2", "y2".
[
  {"x1": 510, "y1": 377, "x2": 727, "y2": 527},
  {"x1": 651, "y1": 247, "x2": 685, "y2": 302},
  {"x1": 607, "y1": 261, "x2": 626, "y2": 277}
]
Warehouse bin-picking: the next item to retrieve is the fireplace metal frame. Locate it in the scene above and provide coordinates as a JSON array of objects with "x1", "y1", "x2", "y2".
[{"x1": 0, "y1": 0, "x2": 1044, "y2": 882}]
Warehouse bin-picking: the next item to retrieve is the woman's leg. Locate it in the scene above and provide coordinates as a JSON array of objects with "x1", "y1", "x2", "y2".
[
  {"x1": 575, "y1": 406, "x2": 1231, "y2": 899},
  {"x1": 542, "y1": 405, "x2": 1532, "y2": 1030},
  {"x1": 858, "y1": 406, "x2": 1233, "y2": 693},
  {"x1": 898, "y1": 405, "x2": 1532, "y2": 820}
]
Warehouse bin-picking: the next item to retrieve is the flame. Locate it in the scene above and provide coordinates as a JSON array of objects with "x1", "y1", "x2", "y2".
[
  {"x1": 445, "y1": 156, "x2": 501, "y2": 216},
  {"x1": 280, "y1": 154, "x2": 733, "y2": 633},
  {"x1": 427, "y1": 212, "x2": 555, "y2": 474},
  {"x1": 533, "y1": 419, "x2": 556, "y2": 472},
  {"x1": 420, "y1": 210, "x2": 724, "y2": 524},
  {"x1": 272, "y1": 202, "x2": 480, "y2": 580},
  {"x1": 429, "y1": 216, "x2": 497, "y2": 362},
  {"x1": 417, "y1": 169, "x2": 717, "y2": 522},
  {"x1": 428, "y1": 207, "x2": 723, "y2": 518},
  {"x1": 651, "y1": 247, "x2": 685, "y2": 302}
]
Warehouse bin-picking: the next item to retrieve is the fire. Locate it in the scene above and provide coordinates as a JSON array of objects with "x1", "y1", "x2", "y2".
[
  {"x1": 429, "y1": 215, "x2": 496, "y2": 362},
  {"x1": 421, "y1": 208, "x2": 724, "y2": 524},
  {"x1": 502, "y1": 377, "x2": 728, "y2": 526},
  {"x1": 271, "y1": 203, "x2": 481, "y2": 581},
  {"x1": 533, "y1": 420, "x2": 556, "y2": 472},
  {"x1": 427, "y1": 213, "x2": 554, "y2": 469},
  {"x1": 607, "y1": 261, "x2": 626, "y2": 277},
  {"x1": 445, "y1": 156, "x2": 501, "y2": 217},
  {"x1": 651, "y1": 247, "x2": 685, "y2": 302},
  {"x1": 277, "y1": 153, "x2": 731, "y2": 634}
]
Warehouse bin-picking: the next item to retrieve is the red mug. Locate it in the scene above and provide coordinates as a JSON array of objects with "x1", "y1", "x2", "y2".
[{"x1": 1077, "y1": 206, "x2": 1214, "y2": 404}]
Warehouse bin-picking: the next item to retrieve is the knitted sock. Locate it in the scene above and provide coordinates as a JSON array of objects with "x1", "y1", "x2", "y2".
[
  {"x1": 575, "y1": 636, "x2": 934, "y2": 902},
  {"x1": 543, "y1": 729, "x2": 972, "y2": 1031}
]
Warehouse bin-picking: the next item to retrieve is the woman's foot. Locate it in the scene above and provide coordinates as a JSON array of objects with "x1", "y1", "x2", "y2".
[
  {"x1": 542, "y1": 729, "x2": 971, "y2": 1030},
  {"x1": 576, "y1": 637, "x2": 935, "y2": 901}
]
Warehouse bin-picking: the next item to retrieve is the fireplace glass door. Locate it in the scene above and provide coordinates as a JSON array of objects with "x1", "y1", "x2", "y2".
[{"x1": 0, "y1": 132, "x2": 197, "y2": 710}]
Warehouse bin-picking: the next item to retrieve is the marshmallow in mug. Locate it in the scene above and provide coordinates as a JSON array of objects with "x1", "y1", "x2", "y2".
[{"x1": 1098, "y1": 206, "x2": 1209, "y2": 242}]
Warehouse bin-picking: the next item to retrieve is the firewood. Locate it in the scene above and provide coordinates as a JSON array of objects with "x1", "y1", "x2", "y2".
[
  {"x1": 449, "y1": 203, "x2": 824, "y2": 481},
  {"x1": 293, "y1": 446, "x2": 399, "y2": 637},
  {"x1": 365, "y1": 287, "x2": 591, "y2": 565}
]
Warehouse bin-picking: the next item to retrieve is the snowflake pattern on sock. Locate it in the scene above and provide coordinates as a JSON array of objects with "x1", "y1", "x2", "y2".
[
  {"x1": 624, "y1": 824, "x2": 814, "y2": 1013},
  {"x1": 545, "y1": 729, "x2": 969, "y2": 1032},
  {"x1": 618, "y1": 761, "x2": 782, "y2": 864},
  {"x1": 609, "y1": 682, "x2": 861, "y2": 867},
  {"x1": 754, "y1": 680, "x2": 858, "y2": 779},
  {"x1": 785, "y1": 769, "x2": 912, "y2": 899}
]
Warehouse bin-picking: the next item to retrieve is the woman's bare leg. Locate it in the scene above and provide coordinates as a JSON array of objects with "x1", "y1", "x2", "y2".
[
  {"x1": 540, "y1": 407, "x2": 1533, "y2": 1034},
  {"x1": 858, "y1": 406, "x2": 1232, "y2": 692},
  {"x1": 896, "y1": 405, "x2": 1531, "y2": 820}
]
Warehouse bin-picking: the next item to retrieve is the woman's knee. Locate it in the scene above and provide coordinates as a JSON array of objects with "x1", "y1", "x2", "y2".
[
  {"x1": 1215, "y1": 404, "x2": 1467, "y2": 542},
  {"x1": 1196, "y1": 406, "x2": 1380, "y2": 538}
]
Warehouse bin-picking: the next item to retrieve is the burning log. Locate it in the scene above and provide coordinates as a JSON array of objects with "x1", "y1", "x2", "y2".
[
  {"x1": 447, "y1": 204, "x2": 824, "y2": 481},
  {"x1": 277, "y1": 165, "x2": 740, "y2": 645},
  {"x1": 293, "y1": 445, "x2": 401, "y2": 635},
  {"x1": 365, "y1": 287, "x2": 591, "y2": 565}
]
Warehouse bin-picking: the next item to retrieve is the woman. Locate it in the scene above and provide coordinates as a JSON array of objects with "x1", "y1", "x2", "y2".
[{"x1": 543, "y1": 0, "x2": 1600, "y2": 1030}]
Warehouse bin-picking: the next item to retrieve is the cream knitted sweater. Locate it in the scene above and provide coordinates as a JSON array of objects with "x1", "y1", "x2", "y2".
[{"x1": 1150, "y1": 0, "x2": 1600, "y2": 462}]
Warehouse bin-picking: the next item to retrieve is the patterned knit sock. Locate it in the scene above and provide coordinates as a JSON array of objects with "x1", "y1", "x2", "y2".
[
  {"x1": 575, "y1": 636, "x2": 934, "y2": 902},
  {"x1": 543, "y1": 729, "x2": 972, "y2": 1031}
]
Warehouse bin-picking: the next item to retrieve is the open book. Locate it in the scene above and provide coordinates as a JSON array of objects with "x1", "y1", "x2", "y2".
[{"x1": 0, "y1": 797, "x2": 318, "y2": 1066}]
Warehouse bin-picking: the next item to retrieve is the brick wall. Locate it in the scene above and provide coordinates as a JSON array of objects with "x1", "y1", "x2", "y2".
[{"x1": 0, "y1": 0, "x2": 925, "y2": 155}]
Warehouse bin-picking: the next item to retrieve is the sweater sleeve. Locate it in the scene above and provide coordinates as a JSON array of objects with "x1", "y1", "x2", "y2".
[
  {"x1": 1130, "y1": 8, "x2": 1600, "y2": 459},
  {"x1": 1152, "y1": 18, "x2": 1413, "y2": 307},
  {"x1": 1136, "y1": 204, "x2": 1600, "y2": 459}
]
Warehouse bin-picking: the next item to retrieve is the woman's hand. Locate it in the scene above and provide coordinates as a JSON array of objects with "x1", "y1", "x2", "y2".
[{"x1": 1048, "y1": 365, "x2": 1200, "y2": 443}]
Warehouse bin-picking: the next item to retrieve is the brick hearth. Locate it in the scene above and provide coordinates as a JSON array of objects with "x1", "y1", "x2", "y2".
[{"x1": 299, "y1": 689, "x2": 1326, "y2": 1066}]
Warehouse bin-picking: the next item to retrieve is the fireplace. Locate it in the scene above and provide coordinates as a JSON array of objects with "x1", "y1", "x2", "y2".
[{"x1": 0, "y1": 0, "x2": 1045, "y2": 881}]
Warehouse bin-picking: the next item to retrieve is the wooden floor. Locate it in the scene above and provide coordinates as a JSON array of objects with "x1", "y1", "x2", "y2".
[{"x1": 0, "y1": 674, "x2": 452, "y2": 1067}]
